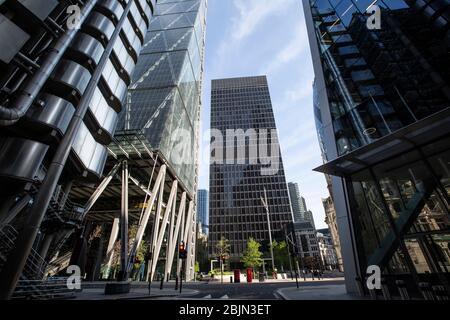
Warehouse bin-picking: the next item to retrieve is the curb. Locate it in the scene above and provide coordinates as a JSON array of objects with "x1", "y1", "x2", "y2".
[{"x1": 274, "y1": 288, "x2": 291, "y2": 300}]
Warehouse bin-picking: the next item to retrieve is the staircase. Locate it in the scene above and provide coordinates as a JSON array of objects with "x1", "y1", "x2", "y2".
[
  {"x1": 43, "y1": 189, "x2": 85, "y2": 230},
  {"x1": 45, "y1": 251, "x2": 73, "y2": 277},
  {"x1": 0, "y1": 225, "x2": 75, "y2": 299}
]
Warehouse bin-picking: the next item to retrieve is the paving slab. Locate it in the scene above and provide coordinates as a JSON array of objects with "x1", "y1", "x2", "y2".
[{"x1": 276, "y1": 284, "x2": 364, "y2": 300}]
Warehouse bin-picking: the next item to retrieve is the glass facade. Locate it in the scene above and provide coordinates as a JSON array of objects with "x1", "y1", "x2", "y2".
[
  {"x1": 117, "y1": 0, "x2": 207, "y2": 194},
  {"x1": 288, "y1": 182, "x2": 303, "y2": 222},
  {"x1": 197, "y1": 189, "x2": 209, "y2": 234},
  {"x1": 347, "y1": 136, "x2": 450, "y2": 296},
  {"x1": 305, "y1": 0, "x2": 450, "y2": 297},
  {"x1": 208, "y1": 76, "x2": 294, "y2": 262},
  {"x1": 309, "y1": 0, "x2": 450, "y2": 155}
]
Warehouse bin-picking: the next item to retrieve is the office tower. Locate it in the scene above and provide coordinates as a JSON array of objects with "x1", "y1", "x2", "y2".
[
  {"x1": 288, "y1": 182, "x2": 316, "y2": 227},
  {"x1": 304, "y1": 210, "x2": 316, "y2": 230},
  {"x1": 288, "y1": 182, "x2": 303, "y2": 222},
  {"x1": 114, "y1": 0, "x2": 207, "y2": 282},
  {"x1": 323, "y1": 196, "x2": 343, "y2": 272},
  {"x1": 316, "y1": 228, "x2": 339, "y2": 270},
  {"x1": 0, "y1": 0, "x2": 157, "y2": 298},
  {"x1": 119, "y1": 0, "x2": 207, "y2": 195},
  {"x1": 68, "y1": 0, "x2": 206, "y2": 284},
  {"x1": 298, "y1": 196, "x2": 307, "y2": 215},
  {"x1": 293, "y1": 221, "x2": 320, "y2": 261},
  {"x1": 303, "y1": 0, "x2": 450, "y2": 298},
  {"x1": 209, "y1": 75, "x2": 294, "y2": 265},
  {"x1": 197, "y1": 189, "x2": 209, "y2": 235}
]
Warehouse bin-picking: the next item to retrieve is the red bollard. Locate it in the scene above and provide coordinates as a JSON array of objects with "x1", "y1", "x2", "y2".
[{"x1": 246, "y1": 268, "x2": 253, "y2": 283}]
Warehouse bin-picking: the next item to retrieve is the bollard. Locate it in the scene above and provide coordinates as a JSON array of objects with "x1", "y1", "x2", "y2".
[
  {"x1": 160, "y1": 276, "x2": 164, "y2": 290},
  {"x1": 175, "y1": 276, "x2": 178, "y2": 291},
  {"x1": 381, "y1": 278, "x2": 391, "y2": 300},
  {"x1": 230, "y1": 276, "x2": 233, "y2": 283},
  {"x1": 395, "y1": 280, "x2": 410, "y2": 300},
  {"x1": 418, "y1": 282, "x2": 434, "y2": 300},
  {"x1": 432, "y1": 285, "x2": 449, "y2": 301},
  {"x1": 167, "y1": 273, "x2": 170, "y2": 282}
]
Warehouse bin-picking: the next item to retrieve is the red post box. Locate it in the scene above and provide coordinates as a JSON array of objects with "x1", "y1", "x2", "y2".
[
  {"x1": 234, "y1": 269, "x2": 240, "y2": 283},
  {"x1": 246, "y1": 268, "x2": 253, "y2": 283}
]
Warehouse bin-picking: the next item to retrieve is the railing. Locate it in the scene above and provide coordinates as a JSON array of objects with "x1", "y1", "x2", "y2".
[
  {"x1": 0, "y1": 225, "x2": 48, "y2": 279},
  {"x1": 45, "y1": 251, "x2": 72, "y2": 277},
  {"x1": 45, "y1": 188, "x2": 85, "y2": 227},
  {"x1": 12, "y1": 278, "x2": 76, "y2": 300}
]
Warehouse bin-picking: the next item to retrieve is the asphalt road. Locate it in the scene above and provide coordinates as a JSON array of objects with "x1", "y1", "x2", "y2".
[{"x1": 161, "y1": 279, "x2": 345, "y2": 300}]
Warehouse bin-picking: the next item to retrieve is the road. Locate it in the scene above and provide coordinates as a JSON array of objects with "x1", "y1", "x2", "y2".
[{"x1": 154, "y1": 279, "x2": 346, "y2": 300}]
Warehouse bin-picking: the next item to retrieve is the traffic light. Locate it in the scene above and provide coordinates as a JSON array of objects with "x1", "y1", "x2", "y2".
[{"x1": 179, "y1": 241, "x2": 187, "y2": 259}]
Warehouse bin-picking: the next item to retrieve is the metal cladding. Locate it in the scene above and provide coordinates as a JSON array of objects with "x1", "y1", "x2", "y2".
[{"x1": 0, "y1": 0, "x2": 156, "y2": 183}]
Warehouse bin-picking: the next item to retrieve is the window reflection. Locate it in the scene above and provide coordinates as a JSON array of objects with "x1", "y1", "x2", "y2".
[
  {"x1": 404, "y1": 238, "x2": 432, "y2": 274},
  {"x1": 347, "y1": 139, "x2": 450, "y2": 276}
]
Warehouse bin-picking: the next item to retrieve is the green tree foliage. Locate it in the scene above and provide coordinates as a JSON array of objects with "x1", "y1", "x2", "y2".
[
  {"x1": 104, "y1": 224, "x2": 147, "y2": 279},
  {"x1": 128, "y1": 225, "x2": 147, "y2": 270},
  {"x1": 216, "y1": 236, "x2": 230, "y2": 260},
  {"x1": 271, "y1": 240, "x2": 290, "y2": 270},
  {"x1": 194, "y1": 261, "x2": 200, "y2": 273},
  {"x1": 241, "y1": 238, "x2": 263, "y2": 269},
  {"x1": 196, "y1": 237, "x2": 209, "y2": 271}
]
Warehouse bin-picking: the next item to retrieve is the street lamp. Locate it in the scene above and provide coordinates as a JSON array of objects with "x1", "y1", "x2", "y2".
[{"x1": 260, "y1": 188, "x2": 275, "y2": 276}]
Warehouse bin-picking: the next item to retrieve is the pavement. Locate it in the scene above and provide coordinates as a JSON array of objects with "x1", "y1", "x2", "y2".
[
  {"x1": 73, "y1": 282, "x2": 199, "y2": 300},
  {"x1": 72, "y1": 276, "x2": 353, "y2": 300},
  {"x1": 159, "y1": 278, "x2": 348, "y2": 300},
  {"x1": 276, "y1": 284, "x2": 363, "y2": 300}
]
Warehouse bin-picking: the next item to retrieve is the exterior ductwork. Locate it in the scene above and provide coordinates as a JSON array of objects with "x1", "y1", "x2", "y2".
[{"x1": 0, "y1": 0, "x2": 98, "y2": 126}]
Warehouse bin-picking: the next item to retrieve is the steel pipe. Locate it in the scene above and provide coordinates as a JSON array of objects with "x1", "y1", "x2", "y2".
[{"x1": 0, "y1": 0, "x2": 98, "y2": 126}]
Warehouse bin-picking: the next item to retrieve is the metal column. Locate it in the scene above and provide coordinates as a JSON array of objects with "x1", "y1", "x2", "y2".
[
  {"x1": 103, "y1": 217, "x2": 120, "y2": 279},
  {"x1": 119, "y1": 161, "x2": 129, "y2": 281}
]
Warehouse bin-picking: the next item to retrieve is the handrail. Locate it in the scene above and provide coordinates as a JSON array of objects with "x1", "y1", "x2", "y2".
[{"x1": 0, "y1": 225, "x2": 48, "y2": 279}]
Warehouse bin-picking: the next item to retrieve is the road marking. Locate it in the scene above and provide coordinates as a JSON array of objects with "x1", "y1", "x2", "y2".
[
  {"x1": 220, "y1": 295, "x2": 229, "y2": 299},
  {"x1": 203, "y1": 294, "x2": 212, "y2": 299},
  {"x1": 273, "y1": 292, "x2": 283, "y2": 300}
]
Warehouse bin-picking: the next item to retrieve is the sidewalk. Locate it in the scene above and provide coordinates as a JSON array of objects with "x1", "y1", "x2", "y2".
[
  {"x1": 276, "y1": 283, "x2": 364, "y2": 300},
  {"x1": 73, "y1": 282, "x2": 198, "y2": 300}
]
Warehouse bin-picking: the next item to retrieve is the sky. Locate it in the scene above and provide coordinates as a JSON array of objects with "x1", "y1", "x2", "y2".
[{"x1": 197, "y1": 0, "x2": 329, "y2": 229}]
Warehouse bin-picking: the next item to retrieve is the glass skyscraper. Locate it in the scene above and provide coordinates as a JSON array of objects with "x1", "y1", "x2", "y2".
[
  {"x1": 288, "y1": 182, "x2": 304, "y2": 222},
  {"x1": 197, "y1": 189, "x2": 209, "y2": 235},
  {"x1": 303, "y1": 0, "x2": 450, "y2": 298},
  {"x1": 209, "y1": 76, "x2": 294, "y2": 264},
  {"x1": 118, "y1": 0, "x2": 207, "y2": 194}
]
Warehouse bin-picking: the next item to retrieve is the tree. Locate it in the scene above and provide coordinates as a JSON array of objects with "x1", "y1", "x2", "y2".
[
  {"x1": 194, "y1": 261, "x2": 200, "y2": 273},
  {"x1": 105, "y1": 224, "x2": 147, "y2": 280},
  {"x1": 196, "y1": 236, "x2": 209, "y2": 271},
  {"x1": 216, "y1": 236, "x2": 230, "y2": 260},
  {"x1": 241, "y1": 238, "x2": 263, "y2": 270},
  {"x1": 216, "y1": 236, "x2": 230, "y2": 283},
  {"x1": 271, "y1": 240, "x2": 290, "y2": 271}
]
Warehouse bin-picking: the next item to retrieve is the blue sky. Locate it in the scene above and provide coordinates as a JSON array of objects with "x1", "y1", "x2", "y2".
[{"x1": 197, "y1": 0, "x2": 329, "y2": 229}]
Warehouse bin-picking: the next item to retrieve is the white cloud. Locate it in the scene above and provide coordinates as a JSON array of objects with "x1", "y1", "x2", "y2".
[
  {"x1": 213, "y1": 0, "x2": 296, "y2": 75},
  {"x1": 262, "y1": 22, "x2": 309, "y2": 74},
  {"x1": 232, "y1": 0, "x2": 295, "y2": 41},
  {"x1": 285, "y1": 82, "x2": 313, "y2": 102}
]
